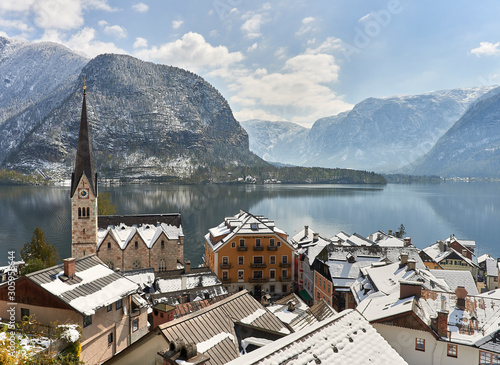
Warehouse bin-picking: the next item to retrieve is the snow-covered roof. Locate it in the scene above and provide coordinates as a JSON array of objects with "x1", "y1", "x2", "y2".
[
  {"x1": 205, "y1": 210, "x2": 291, "y2": 252},
  {"x1": 122, "y1": 268, "x2": 155, "y2": 290},
  {"x1": 484, "y1": 257, "x2": 499, "y2": 277},
  {"x1": 27, "y1": 255, "x2": 139, "y2": 316},
  {"x1": 429, "y1": 269, "x2": 479, "y2": 295},
  {"x1": 267, "y1": 294, "x2": 337, "y2": 332},
  {"x1": 158, "y1": 290, "x2": 289, "y2": 365},
  {"x1": 156, "y1": 271, "x2": 221, "y2": 293},
  {"x1": 226, "y1": 309, "x2": 408, "y2": 365},
  {"x1": 369, "y1": 230, "x2": 407, "y2": 247},
  {"x1": 423, "y1": 242, "x2": 478, "y2": 268}
]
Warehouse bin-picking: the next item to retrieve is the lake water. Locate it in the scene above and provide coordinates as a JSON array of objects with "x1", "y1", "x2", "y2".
[{"x1": 1, "y1": 182, "x2": 500, "y2": 266}]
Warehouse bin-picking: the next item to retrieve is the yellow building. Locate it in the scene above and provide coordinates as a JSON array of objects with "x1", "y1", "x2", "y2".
[{"x1": 204, "y1": 210, "x2": 295, "y2": 299}]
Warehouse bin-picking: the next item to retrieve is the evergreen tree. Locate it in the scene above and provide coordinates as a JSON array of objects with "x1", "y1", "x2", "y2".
[{"x1": 20, "y1": 227, "x2": 59, "y2": 275}]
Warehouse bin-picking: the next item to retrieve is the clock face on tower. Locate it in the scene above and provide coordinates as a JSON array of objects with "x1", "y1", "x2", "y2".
[{"x1": 78, "y1": 188, "x2": 89, "y2": 199}]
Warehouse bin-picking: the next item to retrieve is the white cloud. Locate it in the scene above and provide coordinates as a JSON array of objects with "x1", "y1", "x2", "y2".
[
  {"x1": 209, "y1": 30, "x2": 219, "y2": 38},
  {"x1": 0, "y1": 30, "x2": 8, "y2": 37},
  {"x1": 98, "y1": 20, "x2": 108, "y2": 27},
  {"x1": 227, "y1": 50, "x2": 351, "y2": 126},
  {"x1": 470, "y1": 41, "x2": 500, "y2": 57},
  {"x1": 172, "y1": 20, "x2": 183, "y2": 30},
  {"x1": 32, "y1": 0, "x2": 84, "y2": 30},
  {"x1": 274, "y1": 47, "x2": 287, "y2": 59},
  {"x1": 37, "y1": 27, "x2": 127, "y2": 58},
  {"x1": 358, "y1": 13, "x2": 373, "y2": 23},
  {"x1": 0, "y1": 18, "x2": 33, "y2": 32},
  {"x1": 296, "y1": 16, "x2": 317, "y2": 36},
  {"x1": 307, "y1": 37, "x2": 343, "y2": 54},
  {"x1": 234, "y1": 108, "x2": 286, "y2": 122},
  {"x1": 241, "y1": 14, "x2": 266, "y2": 39},
  {"x1": 133, "y1": 37, "x2": 148, "y2": 49},
  {"x1": 134, "y1": 32, "x2": 244, "y2": 72},
  {"x1": 103, "y1": 24, "x2": 127, "y2": 39},
  {"x1": 132, "y1": 2, "x2": 149, "y2": 13},
  {"x1": 83, "y1": 0, "x2": 117, "y2": 12},
  {"x1": 0, "y1": 0, "x2": 35, "y2": 13},
  {"x1": 247, "y1": 42, "x2": 258, "y2": 52}
]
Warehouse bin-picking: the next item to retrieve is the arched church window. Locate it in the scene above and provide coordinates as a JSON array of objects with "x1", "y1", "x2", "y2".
[
  {"x1": 161, "y1": 240, "x2": 165, "y2": 249},
  {"x1": 135, "y1": 241, "x2": 138, "y2": 249},
  {"x1": 78, "y1": 208, "x2": 82, "y2": 217},
  {"x1": 82, "y1": 208, "x2": 86, "y2": 217},
  {"x1": 159, "y1": 259, "x2": 166, "y2": 272},
  {"x1": 107, "y1": 242, "x2": 111, "y2": 250},
  {"x1": 87, "y1": 207, "x2": 90, "y2": 217}
]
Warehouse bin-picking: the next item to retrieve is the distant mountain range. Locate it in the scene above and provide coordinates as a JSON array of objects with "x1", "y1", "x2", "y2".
[
  {"x1": 241, "y1": 87, "x2": 500, "y2": 178},
  {"x1": 0, "y1": 37, "x2": 264, "y2": 182},
  {"x1": 1, "y1": 36, "x2": 499, "y2": 180}
]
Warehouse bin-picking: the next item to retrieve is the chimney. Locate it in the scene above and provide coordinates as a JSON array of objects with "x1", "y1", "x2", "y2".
[
  {"x1": 304, "y1": 226, "x2": 309, "y2": 237},
  {"x1": 313, "y1": 233, "x2": 319, "y2": 242},
  {"x1": 338, "y1": 239, "x2": 342, "y2": 246},
  {"x1": 287, "y1": 300, "x2": 296, "y2": 312},
  {"x1": 406, "y1": 259, "x2": 416, "y2": 271},
  {"x1": 63, "y1": 258, "x2": 76, "y2": 279},
  {"x1": 455, "y1": 286, "x2": 467, "y2": 310},
  {"x1": 184, "y1": 260, "x2": 191, "y2": 274},
  {"x1": 436, "y1": 310, "x2": 449, "y2": 338},
  {"x1": 400, "y1": 253, "x2": 409, "y2": 266},
  {"x1": 438, "y1": 240, "x2": 444, "y2": 252},
  {"x1": 462, "y1": 249, "x2": 468, "y2": 258},
  {"x1": 400, "y1": 280, "x2": 421, "y2": 299},
  {"x1": 404, "y1": 237, "x2": 411, "y2": 247},
  {"x1": 388, "y1": 229, "x2": 393, "y2": 236}
]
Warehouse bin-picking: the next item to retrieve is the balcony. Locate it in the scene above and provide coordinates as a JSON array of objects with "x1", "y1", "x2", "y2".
[
  {"x1": 253, "y1": 246, "x2": 264, "y2": 251},
  {"x1": 280, "y1": 276, "x2": 292, "y2": 282},
  {"x1": 237, "y1": 246, "x2": 248, "y2": 251},
  {"x1": 250, "y1": 263, "x2": 267, "y2": 268},
  {"x1": 220, "y1": 263, "x2": 232, "y2": 269},
  {"x1": 248, "y1": 277, "x2": 269, "y2": 283},
  {"x1": 279, "y1": 262, "x2": 291, "y2": 268},
  {"x1": 267, "y1": 245, "x2": 278, "y2": 251},
  {"x1": 221, "y1": 278, "x2": 231, "y2": 284}
]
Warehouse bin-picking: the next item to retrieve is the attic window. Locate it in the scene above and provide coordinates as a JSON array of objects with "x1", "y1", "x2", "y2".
[{"x1": 251, "y1": 223, "x2": 258, "y2": 230}]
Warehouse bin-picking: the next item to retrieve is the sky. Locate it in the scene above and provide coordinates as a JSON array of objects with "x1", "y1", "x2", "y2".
[{"x1": 1, "y1": 0, "x2": 500, "y2": 127}]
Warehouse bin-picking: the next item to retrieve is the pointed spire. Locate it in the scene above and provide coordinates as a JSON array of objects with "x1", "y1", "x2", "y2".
[{"x1": 71, "y1": 82, "x2": 97, "y2": 197}]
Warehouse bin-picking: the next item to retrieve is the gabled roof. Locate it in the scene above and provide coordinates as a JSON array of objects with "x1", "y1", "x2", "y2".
[
  {"x1": 268, "y1": 294, "x2": 338, "y2": 332},
  {"x1": 226, "y1": 309, "x2": 408, "y2": 365},
  {"x1": 97, "y1": 214, "x2": 183, "y2": 250},
  {"x1": 26, "y1": 255, "x2": 139, "y2": 316},
  {"x1": 71, "y1": 91, "x2": 97, "y2": 198},
  {"x1": 206, "y1": 210, "x2": 290, "y2": 252},
  {"x1": 423, "y1": 242, "x2": 479, "y2": 268},
  {"x1": 158, "y1": 290, "x2": 290, "y2": 365},
  {"x1": 429, "y1": 269, "x2": 479, "y2": 295}
]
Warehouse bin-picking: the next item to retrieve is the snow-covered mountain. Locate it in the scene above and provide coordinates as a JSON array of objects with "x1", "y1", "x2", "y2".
[
  {"x1": 239, "y1": 119, "x2": 309, "y2": 165},
  {"x1": 1, "y1": 51, "x2": 264, "y2": 180},
  {"x1": 241, "y1": 87, "x2": 495, "y2": 173},
  {"x1": 0, "y1": 37, "x2": 88, "y2": 125},
  {"x1": 409, "y1": 87, "x2": 500, "y2": 178}
]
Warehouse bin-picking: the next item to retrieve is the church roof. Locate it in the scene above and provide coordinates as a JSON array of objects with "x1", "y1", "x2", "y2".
[{"x1": 71, "y1": 90, "x2": 97, "y2": 198}]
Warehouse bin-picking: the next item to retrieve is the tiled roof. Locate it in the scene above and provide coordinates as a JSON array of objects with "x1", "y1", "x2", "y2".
[
  {"x1": 27, "y1": 255, "x2": 139, "y2": 315},
  {"x1": 226, "y1": 309, "x2": 408, "y2": 365}
]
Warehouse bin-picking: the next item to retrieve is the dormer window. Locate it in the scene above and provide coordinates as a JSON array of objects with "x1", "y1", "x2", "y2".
[{"x1": 251, "y1": 223, "x2": 258, "y2": 231}]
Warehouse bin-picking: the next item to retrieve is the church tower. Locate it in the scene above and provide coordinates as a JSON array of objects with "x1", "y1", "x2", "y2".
[{"x1": 71, "y1": 84, "x2": 98, "y2": 259}]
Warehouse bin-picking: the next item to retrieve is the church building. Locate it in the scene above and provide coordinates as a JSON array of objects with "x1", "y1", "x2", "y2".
[{"x1": 70, "y1": 85, "x2": 184, "y2": 272}]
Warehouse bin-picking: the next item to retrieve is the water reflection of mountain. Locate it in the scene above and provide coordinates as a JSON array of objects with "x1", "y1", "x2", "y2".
[{"x1": 1, "y1": 183, "x2": 499, "y2": 266}]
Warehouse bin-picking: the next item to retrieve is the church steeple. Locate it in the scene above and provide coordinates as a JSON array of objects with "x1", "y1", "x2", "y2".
[{"x1": 71, "y1": 82, "x2": 97, "y2": 198}]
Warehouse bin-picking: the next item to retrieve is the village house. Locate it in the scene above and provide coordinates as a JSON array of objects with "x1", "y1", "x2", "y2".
[
  {"x1": 312, "y1": 242, "x2": 425, "y2": 311},
  {"x1": 0, "y1": 255, "x2": 148, "y2": 365},
  {"x1": 102, "y1": 290, "x2": 290, "y2": 365},
  {"x1": 204, "y1": 210, "x2": 296, "y2": 299},
  {"x1": 478, "y1": 253, "x2": 499, "y2": 291},
  {"x1": 292, "y1": 225, "x2": 330, "y2": 304},
  {"x1": 422, "y1": 237, "x2": 479, "y2": 279},
  {"x1": 70, "y1": 87, "x2": 184, "y2": 272},
  {"x1": 225, "y1": 309, "x2": 408, "y2": 365},
  {"x1": 354, "y1": 255, "x2": 499, "y2": 365}
]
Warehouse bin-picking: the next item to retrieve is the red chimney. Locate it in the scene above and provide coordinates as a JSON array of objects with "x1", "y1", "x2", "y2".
[
  {"x1": 437, "y1": 311, "x2": 449, "y2": 338},
  {"x1": 64, "y1": 258, "x2": 76, "y2": 279}
]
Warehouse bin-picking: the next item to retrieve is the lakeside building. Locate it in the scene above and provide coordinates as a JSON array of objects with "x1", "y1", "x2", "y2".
[
  {"x1": 70, "y1": 88, "x2": 184, "y2": 272},
  {"x1": 0, "y1": 255, "x2": 148, "y2": 365},
  {"x1": 204, "y1": 210, "x2": 296, "y2": 299}
]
